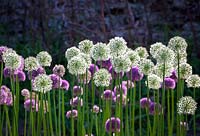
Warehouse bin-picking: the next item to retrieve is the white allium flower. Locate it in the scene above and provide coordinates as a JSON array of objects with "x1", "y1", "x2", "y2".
[
  {"x1": 139, "y1": 59, "x2": 154, "y2": 75},
  {"x1": 150, "y1": 42, "x2": 166, "y2": 58},
  {"x1": 177, "y1": 63, "x2": 192, "y2": 79},
  {"x1": 173, "y1": 51, "x2": 187, "y2": 67},
  {"x1": 177, "y1": 96, "x2": 197, "y2": 115},
  {"x1": 147, "y1": 74, "x2": 162, "y2": 89},
  {"x1": 53, "y1": 64, "x2": 66, "y2": 77},
  {"x1": 24, "y1": 57, "x2": 40, "y2": 71},
  {"x1": 186, "y1": 75, "x2": 200, "y2": 88},
  {"x1": 3, "y1": 52, "x2": 21, "y2": 70},
  {"x1": 93, "y1": 68, "x2": 111, "y2": 87},
  {"x1": 154, "y1": 63, "x2": 174, "y2": 78},
  {"x1": 65, "y1": 47, "x2": 80, "y2": 61},
  {"x1": 33, "y1": 74, "x2": 53, "y2": 93},
  {"x1": 91, "y1": 42, "x2": 110, "y2": 61},
  {"x1": 36, "y1": 51, "x2": 52, "y2": 67},
  {"x1": 125, "y1": 50, "x2": 140, "y2": 67},
  {"x1": 108, "y1": 37, "x2": 127, "y2": 57},
  {"x1": 168, "y1": 36, "x2": 188, "y2": 53},
  {"x1": 78, "y1": 39, "x2": 93, "y2": 54},
  {"x1": 154, "y1": 47, "x2": 175, "y2": 64},
  {"x1": 111, "y1": 55, "x2": 131, "y2": 73},
  {"x1": 67, "y1": 56, "x2": 87, "y2": 75},
  {"x1": 77, "y1": 53, "x2": 91, "y2": 68},
  {"x1": 135, "y1": 47, "x2": 149, "y2": 59}
]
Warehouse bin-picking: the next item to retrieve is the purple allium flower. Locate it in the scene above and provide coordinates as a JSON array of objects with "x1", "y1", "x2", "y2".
[
  {"x1": 61, "y1": 80, "x2": 69, "y2": 90},
  {"x1": 24, "y1": 99, "x2": 38, "y2": 112},
  {"x1": 66, "y1": 110, "x2": 78, "y2": 118},
  {"x1": 18, "y1": 56, "x2": 24, "y2": 70},
  {"x1": 49, "y1": 74, "x2": 62, "y2": 89},
  {"x1": 149, "y1": 102, "x2": 162, "y2": 115},
  {"x1": 126, "y1": 66, "x2": 143, "y2": 81},
  {"x1": 0, "y1": 85, "x2": 13, "y2": 106},
  {"x1": 0, "y1": 46, "x2": 8, "y2": 62},
  {"x1": 89, "y1": 64, "x2": 99, "y2": 76},
  {"x1": 70, "y1": 97, "x2": 83, "y2": 107},
  {"x1": 14, "y1": 70, "x2": 26, "y2": 81},
  {"x1": 140, "y1": 97, "x2": 152, "y2": 109},
  {"x1": 21, "y1": 89, "x2": 30, "y2": 97},
  {"x1": 53, "y1": 64, "x2": 65, "y2": 77},
  {"x1": 3, "y1": 67, "x2": 12, "y2": 78},
  {"x1": 169, "y1": 70, "x2": 177, "y2": 82},
  {"x1": 109, "y1": 66, "x2": 124, "y2": 79},
  {"x1": 0, "y1": 88, "x2": 8, "y2": 105},
  {"x1": 28, "y1": 67, "x2": 46, "y2": 80},
  {"x1": 105, "y1": 117, "x2": 120, "y2": 133},
  {"x1": 164, "y1": 77, "x2": 176, "y2": 89},
  {"x1": 122, "y1": 80, "x2": 134, "y2": 89},
  {"x1": 113, "y1": 94, "x2": 128, "y2": 106},
  {"x1": 101, "y1": 90, "x2": 115, "y2": 100},
  {"x1": 73, "y1": 86, "x2": 83, "y2": 96},
  {"x1": 97, "y1": 59, "x2": 112, "y2": 69},
  {"x1": 92, "y1": 105, "x2": 102, "y2": 113},
  {"x1": 5, "y1": 92, "x2": 13, "y2": 106},
  {"x1": 113, "y1": 85, "x2": 127, "y2": 96}
]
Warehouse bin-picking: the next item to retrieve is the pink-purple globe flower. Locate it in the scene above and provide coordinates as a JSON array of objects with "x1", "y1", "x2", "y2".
[{"x1": 105, "y1": 117, "x2": 121, "y2": 133}]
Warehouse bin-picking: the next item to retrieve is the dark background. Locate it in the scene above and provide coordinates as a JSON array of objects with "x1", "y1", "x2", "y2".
[{"x1": 0, "y1": 0, "x2": 200, "y2": 73}]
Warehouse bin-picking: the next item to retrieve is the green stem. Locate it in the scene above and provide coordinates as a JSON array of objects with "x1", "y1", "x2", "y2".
[
  {"x1": 132, "y1": 81, "x2": 136, "y2": 136},
  {"x1": 58, "y1": 86, "x2": 61, "y2": 136},
  {"x1": 62, "y1": 90, "x2": 66, "y2": 136},
  {"x1": 53, "y1": 90, "x2": 58, "y2": 135},
  {"x1": 167, "y1": 89, "x2": 171, "y2": 136},
  {"x1": 171, "y1": 90, "x2": 174, "y2": 135},
  {"x1": 48, "y1": 92, "x2": 54, "y2": 135},
  {"x1": 193, "y1": 88, "x2": 196, "y2": 136},
  {"x1": 24, "y1": 110, "x2": 27, "y2": 136},
  {"x1": 139, "y1": 81, "x2": 142, "y2": 136},
  {"x1": 4, "y1": 106, "x2": 12, "y2": 136}
]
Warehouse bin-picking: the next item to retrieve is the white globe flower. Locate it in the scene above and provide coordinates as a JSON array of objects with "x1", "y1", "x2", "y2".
[
  {"x1": 186, "y1": 75, "x2": 200, "y2": 88},
  {"x1": 150, "y1": 42, "x2": 166, "y2": 58},
  {"x1": 93, "y1": 68, "x2": 111, "y2": 87},
  {"x1": 177, "y1": 63, "x2": 192, "y2": 79},
  {"x1": 135, "y1": 47, "x2": 149, "y2": 59},
  {"x1": 139, "y1": 58, "x2": 154, "y2": 75},
  {"x1": 147, "y1": 74, "x2": 162, "y2": 90},
  {"x1": 65, "y1": 47, "x2": 80, "y2": 61},
  {"x1": 3, "y1": 52, "x2": 21, "y2": 70},
  {"x1": 36, "y1": 51, "x2": 52, "y2": 67},
  {"x1": 91, "y1": 42, "x2": 110, "y2": 61},
  {"x1": 125, "y1": 50, "x2": 140, "y2": 67},
  {"x1": 111, "y1": 55, "x2": 131, "y2": 73},
  {"x1": 78, "y1": 39, "x2": 93, "y2": 54},
  {"x1": 168, "y1": 36, "x2": 188, "y2": 53},
  {"x1": 24, "y1": 57, "x2": 40, "y2": 71}
]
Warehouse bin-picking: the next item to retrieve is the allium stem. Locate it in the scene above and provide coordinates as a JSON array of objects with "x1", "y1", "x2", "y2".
[
  {"x1": 176, "y1": 52, "x2": 180, "y2": 136},
  {"x1": 132, "y1": 81, "x2": 136, "y2": 136},
  {"x1": 146, "y1": 79, "x2": 151, "y2": 136},
  {"x1": 167, "y1": 89, "x2": 171, "y2": 136},
  {"x1": 125, "y1": 80, "x2": 130, "y2": 136},
  {"x1": 0, "y1": 107, "x2": 4, "y2": 133},
  {"x1": 171, "y1": 90, "x2": 174, "y2": 135},
  {"x1": 139, "y1": 81, "x2": 142, "y2": 136},
  {"x1": 53, "y1": 90, "x2": 58, "y2": 135},
  {"x1": 4, "y1": 105, "x2": 12, "y2": 136},
  {"x1": 48, "y1": 92, "x2": 54, "y2": 135},
  {"x1": 61, "y1": 90, "x2": 66, "y2": 136},
  {"x1": 193, "y1": 88, "x2": 196, "y2": 136},
  {"x1": 58, "y1": 85, "x2": 61, "y2": 136},
  {"x1": 24, "y1": 110, "x2": 27, "y2": 136}
]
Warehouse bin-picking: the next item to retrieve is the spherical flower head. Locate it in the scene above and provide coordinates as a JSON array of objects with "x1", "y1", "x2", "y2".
[
  {"x1": 126, "y1": 66, "x2": 143, "y2": 81},
  {"x1": 147, "y1": 74, "x2": 162, "y2": 90},
  {"x1": 149, "y1": 102, "x2": 162, "y2": 115},
  {"x1": 66, "y1": 110, "x2": 78, "y2": 118},
  {"x1": 67, "y1": 56, "x2": 87, "y2": 75},
  {"x1": 3, "y1": 67, "x2": 12, "y2": 78},
  {"x1": 14, "y1": 70, "x2": 26, "y2": 81},
  {"x1": 113, "y1": 94, "x2": 128, "y2": 106},
  {"x1": 91, "y1": 42, "x2": 110, "y2": 61},
  {"x1": 24, "y1": 99, "x2": 38, "y2": 112},
  {"x1": 105, "y1": 117, "x2": 121, "y2": 133},
  {"x1": 140, "y1": 97, "x2": 152, "y2": 109},
  {"x1": 78, "y1": 39, "x2": 93, "y2": 54},
  {"x1": 36, "y1": 51, "x2": 52, "y2": 67},
  {"x1": 78, "y1": 70, "x2": 91, "y2": 84},
  {"x1": 164, "y1": 77, "x2": 176, "y2": 89},
  {"x1": 177, "y1": 63, "x2": 192, "y2": 79},
  {"x1": 21, "y1": 89, "x2": 30, "y2": 97},
  {"x1": 121, "y1": 80, "x2": 134, "y2": 89},
  {"x1": 186, "y1": 75, "x2": 200, "y2": 88},
  {"x1": 33, "y1": 74, "x2": 52, "y2": 93},
  {"x1": 93, "y1": 68, "x2": 111, "y2": 87},
  {"x1": 61, "y1": 80, "x2": 70, "y2": 90},
  {"x1": 138, "y1": 59, "x2": 154, "y2": 75},
  {"x1": 0, "y1": 87, "x2": 8, "y2": 105},
  {"x1": 173, "y1": 52, "x2": 187, "y2": 67},
  {"x1": 135, "y1": 47, "x2": 149, "y2": 59},
  {"x1": 150, "y1": 42, "x2": 166, "y2": 58},
  {"x1": 153, "y1": 63, "x2": 174, "y2": 78},
  {"x1": 53, "y1": 64, "x2": 65, "y2": 77},
  {"x1": 108, "y1": 37, "x2": 127, "y2": 57},
  {"x1": 101, "y1": 90, "x2": 115, "y2": 100},
  {"x1": 177, "y1": 96, "x2": 197, "y2": 115},
  {"x1": 77, "y1": 53, "x2": 92, "y2": 68},
  {"x1": 3, "y1": 52, "x2": 21, "y2": 70},
  {"x1": 65, "y1": 47, "x2": 80, "y2": 61},
  {"x1": 70, "y1": 97, "x2": 83, "y2": 107},
  {"x1": 113, "y1": 85, "x2": 127, "y2": 96},
  {"x1": 0, "y1": 46, "x2": 8, "y2": 62},
  {"x1": 25, "y1": 57, "x2": 40, "y2": 71},
  {"x1": 97, "y1": 59, "x2": 112, "y2": 69},
  {"x1": 168, "y1": 36, "x2": 188, "y2": 53},
  {"x1": 89, "y1": 64, "x2": 99, "y2": 76},
  {"x1": 5, "y1": 92, "x2": 13, "y2": 106},
  {"x1": 92, "y1": 105, "x2": 102, "y2": 113},
  {"x1": 49, "y1": 74, "x2": 62, "y2": 89},
  {"x1": 28, "y1": 67, "x2": 46, "y2": 80},
  {"x1": 109, "y1": 66, "x2": 124, "y2": 79},
  {"x1": 125, "y1": 50, "x2": 140, "y2": 67},
  {"x1": 73, "y1": 86, "x2": 83, "y2": 96},
  {"x1": 154, "y1": 47, "x2": 175, "y2": 64},
  {"x1": 111, "y1": 55, "x2": 131, "y2": 73}
]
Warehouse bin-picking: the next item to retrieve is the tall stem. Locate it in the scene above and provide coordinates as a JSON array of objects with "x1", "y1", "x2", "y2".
[{"x1": 193, "y1": 88, "x2": 196, "y2": 136}]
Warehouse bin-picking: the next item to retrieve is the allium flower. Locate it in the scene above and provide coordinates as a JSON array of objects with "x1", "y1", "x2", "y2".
[
  {"x1": 18, "y1": 56, "x2": 24, "y2": 71},
  {"x1": 177, "y1": 63, "x2": 192, "y2": 79},
  {"x1": 5, "y1": 92, "x2": 13, "y2": 106},
  {"x1": 121, "y1": 80, "x2": 134, "y2": 89},
  {"x1": 65, "y1": 47, "x2": 80, "y2": 61},
  {"x1": 186, "y1": 75, "x2": 200, "y2": 88},
  {"x1": 33, "y1": 74, "x2": 53, "y2": 93},
  {"x1": 14, "y1": 70, "x2": 26, "y2": 81},
  {"x1": 147, "y1": 74, "x2": 162, "y2": 89},
  {"x1": 67, "y1": 56, "x2": 87, "y2": 75},
  {"x1": 0, "y1": 46, "x2": 8, "y2": 62},
  {"x1": 24, "y1": 99, "x2": 38, "y2": 112},
  {"x1": 140, "y1": 98, "x2": 152, "y2": 109},
  {"x1": 97, "y1": 59, "x2": 112, "y2": 69},
  {"x1": 168, "y1": 36, "x2": 188, "y2": 53},
  {"x1": 170, "y1": 70, "x2": 178, "y2": 82},
  {"x1": 3, "y1": 67, "x2": 12, "y2": 77},
  {"x1": 113, "y1": 85, "x2": 127, "y2": 96},
  {"x1": 53, "y1": 64, "x2": 65, "y2": 77},
  {"x1": 173, "y1": 52, "x2": 187, "y2": 67},
  {"x1": 66, "y1": 110, "x2": 78, "y2": 118},
  {"x1": 138, "y1": 59, "x2": 154, "y2": 75},
  {"x1": 78, "y1": 39, "x2": 93, "y2": 54},
  {"x1": 92, "y1": 105, "x2": 102, "y2": 113},
  {"x1": 70, "y1": 97, "x2": 83, "y2": 107},
  {"x1": 105, "y1": 117, "x2": 121, "y2": 133},
  {"x1": 125, "y1": 50, "x2": 140, "y2": 67},
  {"x1": 126, "y1": 66, "x2": 143, "y2": 81},
  {"x1": 3, "y1": 52, "x2": 21, "y2": 70},
  {"x1": 150, "y1": 42, "x2": 166, "y2": 58},
  {"x1": 135, "y1": 47, "x2": 149, "y2": 59},
  {"x1": 108, "y1": 66, "x2": 124, "y2": 79},
  {"x1": 101, "y1": 90, "x2": 115, "y2": 100},
  {"x1": 78, "y1": 70, "x2": 91, "y2": 84},
  {"x1": 154, "y1": 63, "x2": 174, "y2": 78},
  {"x1": 111, "y1": 55, "x2": 131, "y2": 73},
  {"x1": 28, "y1": 67, "x2": 46, "y2": 80},
  {"x1": 0, "y1": 86, "x2": 13, "y2": 106},
  {"x1": 77, "y1": 53, "x2": 92, "y2": 68},
  {"x1": 21, "y1": 89, "x2": 30, "y2": 97},
  {"x1": 108, "y1": 37, "x2": 127, "y2": 57},
  {"x1": 89, "y1": 64, "x2": 99, "y2": 75},
  {"x1": 164, "y1": 77, "x2": 176, "y2": 89},
  {"x1": 93, "y1": 68, "x2": 111, "y2": 87},
  {"x1": 149, "y1": 102, "x2": 162, "y2": 115},
  {"x1": 91, "y1": 42, "x2": 110, "y2": 61},
  {"x1": 154, "y1": 47, "x2": 175, "y2": 64},
  {"x1": 25, "y1": 57, "x2": 40, "y2": 71},
  {"x1": 49, "y1": 74, "x2": 62, "y2": 89},
  {"x1": 36, "y1": 51, "x2": 52, "y2": 67},
  {"x1": 177, "y1": 96, "x2": 197, "y2": 115},
  {"x1": 61, "y1": 80, "x2": 70, "y2": 90},
  {"x1": 73, "y1": 86, "x2": 83, "y2": 96},
  {"x1": 113, "y1": 94, "x2": 128, "y2": 106}
]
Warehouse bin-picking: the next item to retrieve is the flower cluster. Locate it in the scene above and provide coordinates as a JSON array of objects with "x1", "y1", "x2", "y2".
[{"x1": 0, "y1": 85, "x2": 13, "y2": 106}]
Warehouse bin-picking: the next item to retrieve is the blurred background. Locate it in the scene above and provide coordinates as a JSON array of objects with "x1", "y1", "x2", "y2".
[{"x1": 0, "y1": 0, "x2": 200, "y2": 74}]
